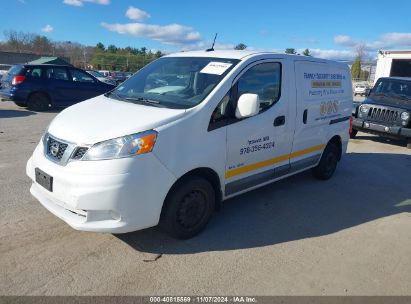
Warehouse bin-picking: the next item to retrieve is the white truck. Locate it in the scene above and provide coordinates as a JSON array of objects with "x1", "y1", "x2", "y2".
[
  {"x1": 374, "y1": 50, "x2": 411, "y2": 83},
  {"x1": 26, "y1": 50, "x2": 352, "y2": 239}
]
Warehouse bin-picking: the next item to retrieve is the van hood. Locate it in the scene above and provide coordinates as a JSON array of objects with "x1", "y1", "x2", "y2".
[{"x1": 47, "y1": 95, "x2": 186, "y2": 144}]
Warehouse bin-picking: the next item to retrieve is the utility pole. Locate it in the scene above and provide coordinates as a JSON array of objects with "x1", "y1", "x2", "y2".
[{"x1": 83, "y1": 48, "x2": 87, "y2": 69}]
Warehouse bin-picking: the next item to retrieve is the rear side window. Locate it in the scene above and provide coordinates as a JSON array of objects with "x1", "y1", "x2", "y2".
[
  {"x1": 25, "y1": 67, "x2": 42, "y2": 78},
  {"x1": 237, "y1": 62, "x2": 281, "y2": 112},
  {"x1": 70, "y1": 69, "x2": 95, "y2": 83},
  {"x1": 46, "y1": 67, "x2": 69, "y2": 81}
]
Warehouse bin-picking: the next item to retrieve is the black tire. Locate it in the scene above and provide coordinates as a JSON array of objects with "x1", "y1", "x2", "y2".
[
  {"x1": 312, "y1": 142, "x2": 339, "y2": 180},
  {"x1": 160, "y1": 176, "x2": 215, "y2": 239},
  {"x1": 14, "y1": 101, "x2": 27, "y2": 107},
  {"x1": 27, "y1": 93, "x2": 50, "y2": 112},
  {"x1": 350, "y1": 129, "x2": 358, "y2": 139}
]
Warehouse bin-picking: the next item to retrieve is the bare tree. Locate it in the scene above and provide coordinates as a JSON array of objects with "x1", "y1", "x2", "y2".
[{"x1": 355, "y1": 44, "x2": 366, "y2": 62}]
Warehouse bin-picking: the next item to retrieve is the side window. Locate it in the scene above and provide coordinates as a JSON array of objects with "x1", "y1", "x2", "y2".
[
  {"x1": 211, "y1": 91, "x2": 231, "y2": 123},
  {"x1": 70, "y1": 69, "x2": 95, "y2": 83},
  {"x1": 209, "y1": 89, "x2": 237, "y2": 131},
  {"x1": 208, "y1": 62, "x2": 282, "y2": 131},
  {"x1": 46, "y1": 67, "x2": 69, "y2": 81},
  {"x1": 25, "y1": 67, "x2": 42, "y2": 78},
  {"x1": 237, "y1": 62, "x2": 281, "y2": 112}
]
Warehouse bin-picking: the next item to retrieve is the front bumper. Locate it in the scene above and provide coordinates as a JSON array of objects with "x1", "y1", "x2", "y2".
[
  {"x1": 26, "y1": 142, "x2": 176, "y2": 233},
  {"x1": 352, "y1": 118, "x2": 411, "y2": 139}
]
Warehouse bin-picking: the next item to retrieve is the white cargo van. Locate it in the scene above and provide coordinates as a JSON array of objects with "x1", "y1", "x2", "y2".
[{"x1": 26, "y1": 51, "x2": 352, "y2": 239}]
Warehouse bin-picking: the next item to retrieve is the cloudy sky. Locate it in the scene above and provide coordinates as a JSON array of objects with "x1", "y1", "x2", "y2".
[{"x1": 3, "y1": 0, "x2": 411, "y2": 60}]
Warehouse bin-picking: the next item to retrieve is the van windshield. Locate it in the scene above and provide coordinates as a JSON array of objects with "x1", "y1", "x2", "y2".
[{"x1": 106, "y1": 57, "x2": 239, "y2": 109}]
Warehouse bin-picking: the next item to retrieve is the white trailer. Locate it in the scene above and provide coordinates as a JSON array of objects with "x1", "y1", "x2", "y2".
[{"x1": 374, "y1": 50, "x2": 411, "y2": 83}]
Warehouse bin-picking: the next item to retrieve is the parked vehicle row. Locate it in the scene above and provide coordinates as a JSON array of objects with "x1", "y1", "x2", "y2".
[
  {"x1": 0, "y1": 64, "x2": 116, "y2": 111},
  {"x1": 86, "y1": 70, "x2": 117, "y2": 86},
  {"x1": 97, "y1": 70, "x2": 134, "y2": 85},
  {"x1": 353, "y1": 83, "x2": 371, "y2": 96},
  {"x1": 0, "y1": 64, "x2": 12, "y2": 80}
]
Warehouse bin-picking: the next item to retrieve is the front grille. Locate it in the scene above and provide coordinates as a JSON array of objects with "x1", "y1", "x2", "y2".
[
  {"x1": 367, "y1": 106, "x2": 400, "y2": 124},
  {"x1": 72, "y1": 147, "x2": 88, "y2": 160},
  {"x1": 47, "y1": 137, "x2": 68, "y2": 160}
]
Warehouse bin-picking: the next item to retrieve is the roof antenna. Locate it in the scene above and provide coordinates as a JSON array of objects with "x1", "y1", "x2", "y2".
[{"x1": 206, "y1": 33, "x2": 217, "y2": 52}]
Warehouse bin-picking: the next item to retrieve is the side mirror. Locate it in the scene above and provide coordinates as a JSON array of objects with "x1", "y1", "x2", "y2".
[{"x1": 235, "y1": 93, "x2": 260, "y2": 119}]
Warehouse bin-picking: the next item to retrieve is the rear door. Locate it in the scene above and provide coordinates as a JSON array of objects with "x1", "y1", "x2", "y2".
[{"x1": 45, "y1": 66, "x2": 74, "y2": 106}]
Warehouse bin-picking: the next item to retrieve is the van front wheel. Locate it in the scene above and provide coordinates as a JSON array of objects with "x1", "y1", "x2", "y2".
[
  {"x1": 312, "y1": 143, "x2": 339, "y2": 180},
  {"x1": 160, "y1": 177, "x2": 215, "y2": 239}
]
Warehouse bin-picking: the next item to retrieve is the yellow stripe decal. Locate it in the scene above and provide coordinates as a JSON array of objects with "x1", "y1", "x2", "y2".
[{"x1": 225, "y1": 144, "x2": 326, "y2": 179}]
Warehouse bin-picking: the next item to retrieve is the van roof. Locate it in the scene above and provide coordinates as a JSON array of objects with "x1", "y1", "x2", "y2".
[
  {"x1": 164, "y1": 50, "x2": 348, "y2": 66},
  {"x1": 164, "y1": 50, "x2": 265, "y2": 60}
]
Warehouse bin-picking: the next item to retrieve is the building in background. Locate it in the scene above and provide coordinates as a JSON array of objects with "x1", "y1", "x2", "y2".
[{"x1": 374, "y1": 50, "x2": 411, "y2": 83}]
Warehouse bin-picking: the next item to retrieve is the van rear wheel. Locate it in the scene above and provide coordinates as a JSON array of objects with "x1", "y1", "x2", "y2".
[
  {"x1": 27, "y1": 93, "x2": 50, "y2": 112},
  {"x1": 312, "y1": 142, "x2": 339, "y2": 180},
  {"x1": 160, "y1": 176, "x2": 215, "y2": 239}
]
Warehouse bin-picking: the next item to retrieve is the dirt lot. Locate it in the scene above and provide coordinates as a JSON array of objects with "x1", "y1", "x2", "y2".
[{"x1": 0, "y1": 100, "x2": 410, "y2": 296}]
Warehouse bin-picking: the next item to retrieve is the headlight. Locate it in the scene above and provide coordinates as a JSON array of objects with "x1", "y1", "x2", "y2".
[
  {"x1": 359, "y1": 105, "x2": 369, "y2": 113},
  {"x1": 82, "y1": 130, "x2": 157, "y2": 161},
  {"x1": 400, "y1": 111, "x2": 410, "y2": 121}
]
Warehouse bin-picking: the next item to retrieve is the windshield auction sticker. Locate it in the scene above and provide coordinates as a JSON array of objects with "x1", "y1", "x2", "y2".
[{"x1": 200, "y1": 62, "x2": 232, "y2": 75}]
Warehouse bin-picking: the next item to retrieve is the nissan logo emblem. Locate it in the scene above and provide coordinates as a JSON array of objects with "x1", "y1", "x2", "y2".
[{"x1": 50, "y1": 142, "x2": 60, "y2": 157}]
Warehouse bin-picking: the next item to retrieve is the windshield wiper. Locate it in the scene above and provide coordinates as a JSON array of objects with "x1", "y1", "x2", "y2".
[{"x1": 124, "y1": 97, "x2": 163, "y2": 107}]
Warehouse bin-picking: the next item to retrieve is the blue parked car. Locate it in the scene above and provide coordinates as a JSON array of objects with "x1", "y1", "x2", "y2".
[{"x1": 0, "y1": 64, "x2": 116, "y2": 111}]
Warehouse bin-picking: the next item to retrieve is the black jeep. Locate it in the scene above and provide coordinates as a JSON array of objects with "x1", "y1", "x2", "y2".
[{"x1": 352, "y1": 77, "x2": 411, "y2": 148}]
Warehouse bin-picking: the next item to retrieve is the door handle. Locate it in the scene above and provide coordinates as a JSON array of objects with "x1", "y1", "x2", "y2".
[
  {"x1": 303, "y1": 109, "x2": 308, "y2": 124},
  {"x1": 274, "y1": 115, "x2": 285, "y2": 127}
]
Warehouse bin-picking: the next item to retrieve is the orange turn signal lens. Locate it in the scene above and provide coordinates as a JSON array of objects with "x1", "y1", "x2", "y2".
[{"x1": 136, "y1": 133, "x2": 157, "y2": 154}]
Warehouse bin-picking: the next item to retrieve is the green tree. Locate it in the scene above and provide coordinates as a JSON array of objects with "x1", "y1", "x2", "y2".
[
  {"x1": 234, "y1": 43, "x2": 247, "y2": 50},
  {"x1": 285, "y1": 48, "x2": 297, "y2": 54},
  {"x1": 95, "y1": 42, "x2": 105, "y2": 51},
  {"x1": 107, "y1": 44, "x2": 117, "y2": 53},
  {"x1": 351, "y1": 57, "x2": 361, "y2": 80},
  {"x1": 303, "y1": 48, "x2": 311, "y2": 56}
]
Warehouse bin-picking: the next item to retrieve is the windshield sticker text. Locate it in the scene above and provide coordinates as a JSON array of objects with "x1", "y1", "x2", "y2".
[{"x1": 200, "y1": 62, "x2": 233, "y2": 75}]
